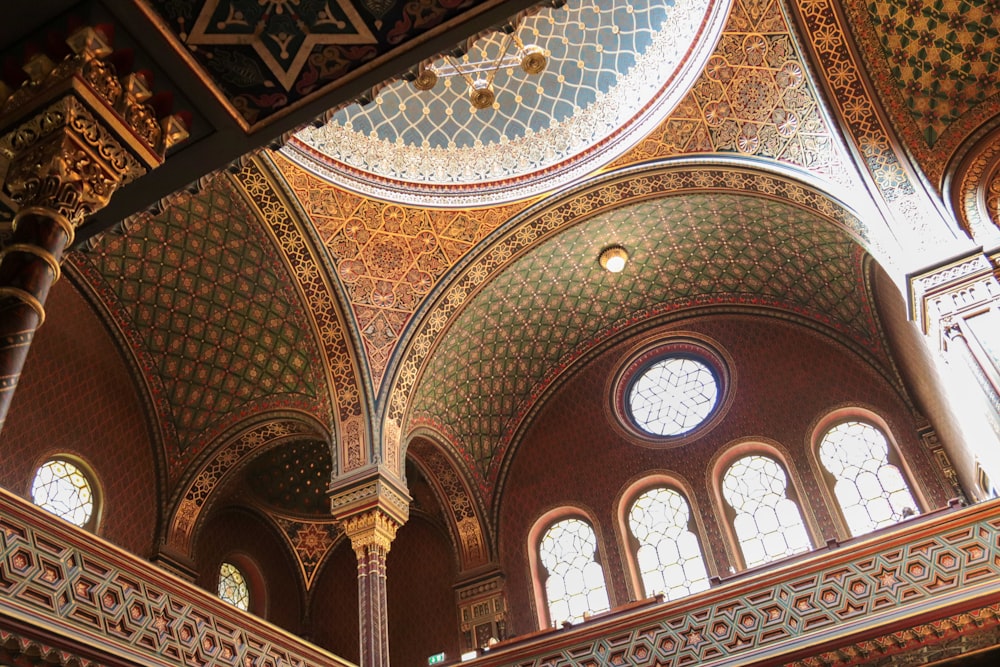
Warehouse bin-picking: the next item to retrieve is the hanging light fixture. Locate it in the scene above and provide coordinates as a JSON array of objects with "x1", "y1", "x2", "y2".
[
  {"x1": 410, "y1": 21, "x2": 547, "y2": 111},
  {"x1": 599, "y1": 245, "x2": 629, "y2": 273}
]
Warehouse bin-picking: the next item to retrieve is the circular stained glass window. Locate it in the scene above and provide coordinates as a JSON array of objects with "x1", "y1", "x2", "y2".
[
  {"x1": 31, "y1": 458, "x2": 96, "y2": 528},
  {"x1": 627, "y1": 356, "x2": 719, "y2": 437}
]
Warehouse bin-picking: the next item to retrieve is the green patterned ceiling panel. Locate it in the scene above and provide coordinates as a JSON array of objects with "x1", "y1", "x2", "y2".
[
  {"x1": 408, "y1": 192, "x2": 876, "y2": 491},
  {"x1": 866, "y1": 0, "x2": 1000, "y2": 147},
  {"x1": 79, "y1": 176, "x2": 327, "y2": 463}
]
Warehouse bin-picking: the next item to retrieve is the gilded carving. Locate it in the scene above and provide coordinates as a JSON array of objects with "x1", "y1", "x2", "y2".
[
  {"x1": 0, "y1": 98, "x2": 144, "y2": 223},
  {"x1": 342, "y1": 508, "x2": 400, "y2": 555}
]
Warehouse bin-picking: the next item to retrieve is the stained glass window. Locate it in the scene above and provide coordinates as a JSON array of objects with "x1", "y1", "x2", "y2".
[
  {"x1": 819, "y1": 421, "x2": 919, "y2": 536},
  {"x1": 31, "y1": 459, "x2": 95, "y2": 528},
  {"x1": 628, "y1": 356, "x2": 719, "y2": 436},
  {"x1": 218, "y1": 562, "x2": 250, "y2": 611},
  {"x1": 538, "y1": 518, "x2": 610, "y2": 626},
  {"x1": 722, "y1": 455, "x2": 811, "y2": 568},
  {"x1": 628, "y1": 487, "x2": 710, "y2": 600}
]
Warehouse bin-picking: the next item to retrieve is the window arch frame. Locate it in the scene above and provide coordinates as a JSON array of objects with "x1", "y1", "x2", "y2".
[
  {"x1": 615, "y1": 473, "x2": 716, "y2": 602},
  {"x1": 216, "y1": 552, "x2": 267, "y2": 616},
  {"x1": 527, "y1": 506, "x2": 615, "y2": 630},
  {"x1": 808, "y1": 407, "x2": 926, "y2": 540},
  {"x1": 28, "y1": 452, "x2": 103, "y2": 533},
  {"x1": 710, "y1": 439, "x2": 821, "y2": 571}
]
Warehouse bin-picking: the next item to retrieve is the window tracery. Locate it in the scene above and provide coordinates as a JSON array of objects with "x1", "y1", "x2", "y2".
[
  {"x1": 537, "y1": 518, "x2": 610, "y2": 626},
  {"x1": 722, "y1": 454, "x2": 811, "y2": 568},
  {"x1": 30, "y1": 458, "x2": 97, "y2": 529},
  {"x1": 627, "y1": 486, "x2": 710, "y2": 600},
  {"x1": 218, "y1": 562, "x2": 250, "y2": 611},
  {"x1": 818, "y1": 420, "x2": 919, "y2": 536}
]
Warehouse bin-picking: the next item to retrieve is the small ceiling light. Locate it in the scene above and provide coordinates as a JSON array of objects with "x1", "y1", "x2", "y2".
[{"x1": 599, "y1": 245, "x2": 628, "y2": 273}]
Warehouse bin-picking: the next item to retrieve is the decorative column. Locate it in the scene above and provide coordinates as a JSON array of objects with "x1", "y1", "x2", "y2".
[
  {"x1": 0, "y1": 25, "x2": 188, "y2": 432},
  {"x1": 330, "y1": 468, "x2": 410, "y2": 667}
]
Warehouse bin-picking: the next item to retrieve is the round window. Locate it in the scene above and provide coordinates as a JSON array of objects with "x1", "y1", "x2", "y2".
[
  {"x1": 628, "y1": 356, "x2": 719, "y2": 436},
  {"x1": 31, "y1": 458, "x2": 98, "y2": 529},
  {"x1": 612, "y1": 337, "x2": 731, "y2": 444}
]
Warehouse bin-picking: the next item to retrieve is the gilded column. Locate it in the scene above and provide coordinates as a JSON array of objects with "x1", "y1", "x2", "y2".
[
  {"x1": 0, "y1": 26, "x2": 188, "y2": 431},
  {"x1": 330, "y1": 468, "x2": 410, "y2": 667}
]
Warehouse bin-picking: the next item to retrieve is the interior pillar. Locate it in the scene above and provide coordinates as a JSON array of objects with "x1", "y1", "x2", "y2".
[
  {"x1": 0, "y1": 25, "x2": 188, "y2": 433},
  {"x1": 330, "y1": 468, "x2": 410, "y2": 667}
]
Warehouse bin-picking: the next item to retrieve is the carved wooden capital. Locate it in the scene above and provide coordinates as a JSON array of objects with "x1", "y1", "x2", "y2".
[
  {"x1": 0, "y1": 25, "x2": 189, "y2": 225},
  {"x1": 342, "y1": 508, "x2": 401, "y2": 556}
]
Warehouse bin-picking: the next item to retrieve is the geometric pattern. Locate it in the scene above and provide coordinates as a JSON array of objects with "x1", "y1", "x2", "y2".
[
  {"x1": 620, "y1": 0, "x2": 852, "y2": 188},
  {"x1": 465, "y1": 502, "x2": 1000, "y2": 666},
  {"x1": 76, "y1": 174, "x2": 327, "y2": 469},
  {"x1": 232, "y1": 158, "x2": 365, "y2": 472},
  {"x1": 273, "y1": 517, "x2": 342, "y2": 591},
  {"x1": 139, "y1": 0, "x2": 500, "y2": 128},
  {"x1": 275, "y1": 153, "x2": 533, "y2": 389},
  {"x1": 863, "y1": 0, "x2": 1000, "y2": 150},
  {"x1": 0, "y1": 488, "x2": 356, "y2": 667},
  {"x1": 407, "y1": 191, "x2": 878, "y2": 494}
]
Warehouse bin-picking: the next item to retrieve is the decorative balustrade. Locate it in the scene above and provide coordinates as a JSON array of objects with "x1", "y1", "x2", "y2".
[
  {"x1": 465, "y1": 499, "x2": 1000, "y2": 667},
  {"x1": 3, "y1": 483, "x2": 1000, "y2": 667},
  {"x1": 0, "y1": 487, "x2": 355, "y2": 667}
]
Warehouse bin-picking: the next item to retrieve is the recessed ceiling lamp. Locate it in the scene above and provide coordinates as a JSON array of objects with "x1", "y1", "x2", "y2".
[{"x1": 599, "y1": 245, "x2": 628, "y2": 273}]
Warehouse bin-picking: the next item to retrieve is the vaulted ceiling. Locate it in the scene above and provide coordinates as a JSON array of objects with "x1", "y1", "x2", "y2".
[{"x1": 11, "y1": 0, "x2": 998, "y2": 575}]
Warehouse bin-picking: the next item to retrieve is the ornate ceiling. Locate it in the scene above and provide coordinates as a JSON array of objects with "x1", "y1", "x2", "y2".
[
  {"x1": 27, "y1": 0, "x2": 999, "y2": 571},
  {"x1": 286, "y1": 0, "x2": 726, "y2": 205},
  {"x1": 405, "y1": 190, "x2": 880, "y2": 497}
]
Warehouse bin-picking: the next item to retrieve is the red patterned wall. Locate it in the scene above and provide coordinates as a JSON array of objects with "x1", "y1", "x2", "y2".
[
  {"x1": 498, "y1": 314, "x2": 951, "y2": 636},
  {"x1": 0, "y1": 277, "x2": 159, "y2": 557},
  {"x1": 308, "y1": 540, "x2": 360, "y2": 662},
  {"x1": 387, "y1": 515, "x2": 461, "y2": 666},
  {"x1": 194, "y1": 506, "x2": 304, "y2": 634}
]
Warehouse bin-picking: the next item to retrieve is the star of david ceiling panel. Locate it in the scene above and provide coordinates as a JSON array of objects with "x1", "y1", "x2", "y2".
[
  {"x1": 71, "y1": 175, "x2": 329, "y2": 474},
  {"x1": 407, "y1": 192, "x2": 881, "y2": 495},
  {"x1": 845, "y1": 0, "x2": 1000, "y2": 185},
  {"x1": 139, "y1": 0, "x2": 497, "y2": 127}
]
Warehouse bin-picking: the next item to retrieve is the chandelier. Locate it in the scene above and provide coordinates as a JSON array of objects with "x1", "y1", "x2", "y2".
[{"x1": 409, "y1": 27, "x2": 548, "y2": 110}]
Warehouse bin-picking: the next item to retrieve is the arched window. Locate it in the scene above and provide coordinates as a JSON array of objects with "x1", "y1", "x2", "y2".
[
  {"x1": 218, "y1": 562, "x2": 250, "y2": 610},
  {"x1": 722, "y1": 454, "x2": 811, "y2": 568},
  {"x1": 627, "y1": 487, "x2": 710, "y2": 600},
  {"x1": 31, "y1": 457, "x2": 99, "y2": 530},
  {"x1": 537, "y1": 518, "x2": 610, "y2": 626},
  {"x1": 818, "y1": 421, "x2": 919, "y2": 536}
]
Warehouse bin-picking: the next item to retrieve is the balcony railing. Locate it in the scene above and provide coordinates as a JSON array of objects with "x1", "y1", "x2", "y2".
[{"x1": 0, "y1": 487, "x2": 355, "y2": 667}]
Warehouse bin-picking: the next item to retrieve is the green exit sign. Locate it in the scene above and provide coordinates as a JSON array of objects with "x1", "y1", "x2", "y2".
[{"x1": 428, "y1": 652, "x2": 446, "y2": 665}]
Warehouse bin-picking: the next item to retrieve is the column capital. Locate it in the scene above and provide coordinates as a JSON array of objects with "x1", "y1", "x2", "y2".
[
  {"x1": 329, "y1": 466, "x2": 410, "y2": 554},
  {"x1": 0, "y1": 25, "x2": 189, "y2": 225}
]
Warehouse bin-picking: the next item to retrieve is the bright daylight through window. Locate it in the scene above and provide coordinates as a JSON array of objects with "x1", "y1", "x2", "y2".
[
  {"x1": 31, "y1": 459, "x2": 96, "y2": 528},
  {"x1": 628, "y1": 356, "x2": 719, "y2": 436},
  {"x1": 538, "y1": 518, "x2": 610, "y2": 626},
  {"x1": 218, "y1": 562, "x2": 250, "y2": 611}
]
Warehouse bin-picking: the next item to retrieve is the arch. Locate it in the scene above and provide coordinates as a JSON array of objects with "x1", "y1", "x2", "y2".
[
  {"x1": 217, "y1": 555, "x2": 265, "y2": 615},
  {"x1": 378, "y1": 159, "x2": 888, "y2": 508},
  {"x1": 945, "y1": 123, "x2": 1000, "y2": 244},
  {"x1": 809, "y1": 406, "x2": 923, "y2": 538},
  {"x1": 238, "y1": 155, "x2": 371, "y2": 475},
  {"x1": 527, "y1": 506, "x2": 613, "y2": 629},
  {"x1": 405, "y1": 429, "x2": 492, "y2": 571},
  {"x1": 614, "y1": 472, "x2": 715, "y2": 602},
  {"x1": 161, "y1": 411, "x2": 332, "y2": 563},
  {"x1": 710, "y1": 440, "x2": 819, "y2": 570},
  {"x1": 384, "y1": 158, "x2": 889, "y2": 491}
]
